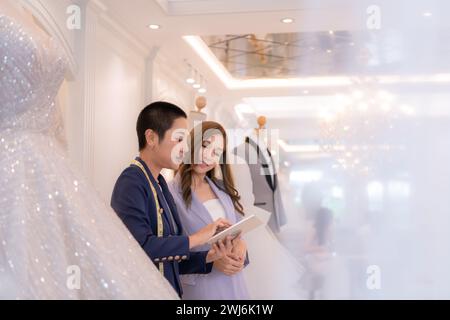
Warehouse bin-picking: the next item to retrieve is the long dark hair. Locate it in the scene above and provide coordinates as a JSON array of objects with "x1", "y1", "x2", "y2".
[{"x1": 177, "y1": 121, "x2": 245, "y2": 216}]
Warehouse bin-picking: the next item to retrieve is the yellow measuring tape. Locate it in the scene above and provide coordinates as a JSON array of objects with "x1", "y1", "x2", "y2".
[{"x1": 131, "y1": 160, "x2": 164, "y2": 276}]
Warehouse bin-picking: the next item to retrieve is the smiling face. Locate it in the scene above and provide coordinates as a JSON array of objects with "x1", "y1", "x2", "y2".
[
  {"x1": 192, "y1": 132, "x2": 225, "y2": 175},
  {"x1": 177, "y1": 121, "x2": 245, "y2": 215}
]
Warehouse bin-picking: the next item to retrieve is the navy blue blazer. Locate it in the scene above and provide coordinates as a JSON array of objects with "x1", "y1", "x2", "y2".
[{"x1": 111, "y1": 157, "x2": 213, "y2": 297}]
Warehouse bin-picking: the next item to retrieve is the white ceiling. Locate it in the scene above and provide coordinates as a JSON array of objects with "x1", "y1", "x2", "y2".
[
  {"x1": 243, "y1": 93, "x2": 450, "y2": 119},
  {"x1": 96, "y1": 0, "x2": 450, "y2": 151},
  {"x1": 155, "y1": 0, "x2": 313, "y2": 15},
  {"x1": 98, "y1": 0, "x2": 450, "y2": 93},
  {"x1": 98, "y1": 0, "x2": 400, "y2": 53},
  {"x1": 99, "y1": 0, "x2": 450, "y2": 46}
]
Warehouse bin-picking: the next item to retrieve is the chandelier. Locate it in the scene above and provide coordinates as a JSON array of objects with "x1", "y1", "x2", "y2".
[{"x1": 319, "y1": 79, "x2": 414, "y2": 174}]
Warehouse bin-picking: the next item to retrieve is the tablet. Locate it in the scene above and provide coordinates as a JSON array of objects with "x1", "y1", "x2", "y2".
[{"x1": 206, "y1": 214, "x2": 263, "y2": 245}]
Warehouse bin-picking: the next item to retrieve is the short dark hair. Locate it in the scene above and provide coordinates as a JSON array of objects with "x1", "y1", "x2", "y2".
[{"x1": 137, "y1": 101, "x2": 187, "y2": 151}]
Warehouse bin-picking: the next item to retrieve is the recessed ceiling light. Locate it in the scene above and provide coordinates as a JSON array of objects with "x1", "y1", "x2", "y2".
[
  {"x1": 281, "y1": 18, "x2": 294, "y2": 24},
  {"x1": 329, "y1": 30, "x2": 334, "y2": 35},
  {"x1": 148, "y1": 24, "x2": 161, "y2": 30},
  {"x1": 193, "y1": 83, "x2": 201, "y2": 89},
  {"x1": 423, "y1": 12, "x2": 432, "y2": 18},
  {"x1": 186, "y1": 78, "x2": 195, "y2": 84},
  {"x1": 198, "y1": 88, "x2": 207, "y2": 94}
]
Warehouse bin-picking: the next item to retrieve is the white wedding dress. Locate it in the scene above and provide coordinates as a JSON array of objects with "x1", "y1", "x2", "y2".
[
  {"x1": 232, "y1": 159, "x2": 306, "y2": 299},
  {"x1": 0, "y1": 3, "x2": 178, "y2": 299}
]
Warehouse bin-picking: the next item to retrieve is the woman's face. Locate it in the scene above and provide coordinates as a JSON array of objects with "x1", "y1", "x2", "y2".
[{"x1": 192, "y1": 133, "x2": 224, "y2": 175}]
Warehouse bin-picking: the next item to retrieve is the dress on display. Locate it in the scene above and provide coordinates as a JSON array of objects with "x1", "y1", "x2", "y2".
[
  {"x1": 231, "y1": 156, "x2": 305, "y2": 299},
  {"x1": 0, "y1": 4, "x2": 178, "y2": 299}
]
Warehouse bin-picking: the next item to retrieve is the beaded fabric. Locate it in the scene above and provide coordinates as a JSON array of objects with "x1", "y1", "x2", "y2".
[{"x1": 0, "y1": 9, "x2": 178, "y2": 300}]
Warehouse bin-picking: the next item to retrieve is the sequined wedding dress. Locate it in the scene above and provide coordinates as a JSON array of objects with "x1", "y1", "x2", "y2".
[
  {"x1": 232, "y1": 159, "x2": 306, "y2": 299},
  {"x1": 0, "y1": 7, "x2": 178, "y2": 300}
]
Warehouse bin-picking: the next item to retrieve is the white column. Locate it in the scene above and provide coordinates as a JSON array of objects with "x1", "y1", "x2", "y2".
[
  {"x1": 144, "y1": 46, "x2": 161, "y2": 104},
  {"x1": 66, "y1": 0, "x2": 105, "y2": 180}
]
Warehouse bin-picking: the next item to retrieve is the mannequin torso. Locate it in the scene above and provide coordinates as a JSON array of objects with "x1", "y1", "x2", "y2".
[{"x1": 1, "y1": 0, "x2": 51, "y2": 40}]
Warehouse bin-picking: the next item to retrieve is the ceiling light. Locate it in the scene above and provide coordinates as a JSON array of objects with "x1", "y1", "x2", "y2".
[
  {"x1": 185, "y1": 63, "x2": 195, "y2": 84},
  {"x1": 290, "y1": 170, "x2": 323, "y2": 184},
  {"x1": 198, "y1": 77, "x2": 207, "y2": 94},
  {"x1": 235, "y1": 103, "x2": 255, "y2": 114},
  {"x1": 423, "y1": 12, "x2": 432, "y2": 17},
  {"x1": 148, "y1": 24, "x2": 161, "y2": 30},
  {"x1": 193, "y1": 72, "x2": 202, "y2": 89},
  {"x1": 400, "y1": 104, "x2": 416, "y2": 116},
  {"x1": 329, "y1": 30, "x2": 334, "y2": 35},
  {"x1": 281, "y1": 18, "x2": 294, "y2": 24}
]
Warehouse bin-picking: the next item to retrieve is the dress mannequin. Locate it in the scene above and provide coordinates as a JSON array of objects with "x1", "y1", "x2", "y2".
[
  {"x1": 231, "y1": 117, "x2": 304, "y2": 299},
  {"x1": 233, "y1": 116, "x2": 287, "y2": 233},
  {"x1": 0, "y1": 1, "x2": 179, "y2": 299},
  {"x1": 249, "y1": 116, "x2": 275, "y2": 182},
  {"x1": 2, "y1": 0, "x2": 51, "y2": 38},
  {"x1": 189, "y1": 96, "x2": 208, "y2": 130}
]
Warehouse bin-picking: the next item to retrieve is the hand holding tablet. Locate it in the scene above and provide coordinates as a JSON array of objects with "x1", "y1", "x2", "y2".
[{"x1": 207, "y1": 214, "x2": 263, "y2": 245}]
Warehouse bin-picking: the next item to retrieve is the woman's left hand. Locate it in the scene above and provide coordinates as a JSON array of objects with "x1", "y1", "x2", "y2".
[{"x1": 231, "y1": 236, "x2": 247, "y2": 262}]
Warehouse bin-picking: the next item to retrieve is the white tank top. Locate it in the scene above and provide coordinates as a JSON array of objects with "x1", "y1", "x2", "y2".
[{"x1": 203, "y1": 199, "x2": 226, "y2": 221}]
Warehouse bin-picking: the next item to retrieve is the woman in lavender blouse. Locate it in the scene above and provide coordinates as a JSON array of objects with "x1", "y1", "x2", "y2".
[{"x1": 169, "y1": 121, "x2": 250, "y2": 300}]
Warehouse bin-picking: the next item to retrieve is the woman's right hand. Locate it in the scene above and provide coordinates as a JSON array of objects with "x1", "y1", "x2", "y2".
[
  {"x1": 189, "y1": 218, "x2": 232, "y2": 249},
  {"x1": 212, "y1": 236, "x2": 245, "y2": 275}
]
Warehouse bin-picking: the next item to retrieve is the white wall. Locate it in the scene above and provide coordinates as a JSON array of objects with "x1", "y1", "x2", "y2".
[
  {"x1": 152, "y1": 54, "x2": 196, "y2": 111},
  {"x1": 91, "y1": 19, "x2": 148, "y2": 202},
  {"x1": 28, "y1": 0, "x2": 201, "y2": 202}
]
